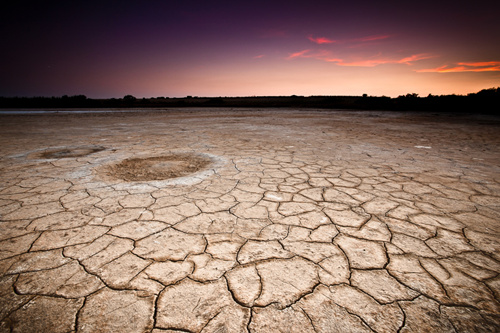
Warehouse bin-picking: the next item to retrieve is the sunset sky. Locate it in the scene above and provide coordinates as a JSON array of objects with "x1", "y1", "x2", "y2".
[{"x1": 1, "y1": 1, "x2": 499, "y2": 98}]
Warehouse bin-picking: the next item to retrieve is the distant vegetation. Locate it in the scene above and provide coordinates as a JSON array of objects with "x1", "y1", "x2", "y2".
[{"x1": 1, "y1": 88, "x2": 499, "y2": 114}]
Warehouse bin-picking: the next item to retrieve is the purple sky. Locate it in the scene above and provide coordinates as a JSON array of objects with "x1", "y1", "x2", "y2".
[{"x1": 1, "y1": 1, "x2": 499, "y2": 98}]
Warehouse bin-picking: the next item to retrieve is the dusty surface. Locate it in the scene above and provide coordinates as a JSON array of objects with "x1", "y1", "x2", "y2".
[{"x1": 0, "y1": 108, "x2": 499, "y2": 332}]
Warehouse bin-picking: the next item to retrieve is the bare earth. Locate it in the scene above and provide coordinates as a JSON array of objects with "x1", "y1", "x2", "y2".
[{"x1": 1, "y1": 108, "x2": 500, "y2": 332}]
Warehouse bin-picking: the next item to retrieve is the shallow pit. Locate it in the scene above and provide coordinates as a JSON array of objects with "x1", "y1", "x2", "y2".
[
  {"x1": 32, "y1": 146, "x2": 106, "y2": 159},
  {"x1": 102, "y1": 153, "x2": 213, "y2": 181}
]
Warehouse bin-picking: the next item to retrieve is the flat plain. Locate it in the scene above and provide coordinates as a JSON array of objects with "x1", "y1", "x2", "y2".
[{"x1": 1, "y1": 108, "x2": 499, "y2": 332}]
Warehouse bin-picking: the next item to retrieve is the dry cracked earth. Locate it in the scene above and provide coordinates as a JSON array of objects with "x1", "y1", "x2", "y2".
[{"x1": 0, "y1": 109, "x2": 500, "y2": 332}]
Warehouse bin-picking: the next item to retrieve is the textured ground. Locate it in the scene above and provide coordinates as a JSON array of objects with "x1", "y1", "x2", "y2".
[{"x1": 0, "y1": 109, "x2": 499, "y2": 332}]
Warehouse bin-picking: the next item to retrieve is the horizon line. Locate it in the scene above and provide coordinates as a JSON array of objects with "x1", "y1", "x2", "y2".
[{"x1": 2, "y1": 87, "x2": 499, "y2": 100}]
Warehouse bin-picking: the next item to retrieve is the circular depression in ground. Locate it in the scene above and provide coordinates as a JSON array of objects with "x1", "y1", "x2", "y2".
[
  {"x1": 31, "y1": 146, "x2": 106, "y2": 159},
  {"x1": 102, "y1": 153, "x2": 214, "y2": 181}
]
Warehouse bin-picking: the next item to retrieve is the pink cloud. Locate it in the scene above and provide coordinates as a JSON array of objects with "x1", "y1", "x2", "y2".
[
  {"x1": 308, "y1": 35, "x2": 336, "y2": 44},
  {"x1": 253, "y1": 54, "x2": 265, "y2": 59},
  {"x1": 417, "y1": 61, "x2": 500, "y2": 73}
]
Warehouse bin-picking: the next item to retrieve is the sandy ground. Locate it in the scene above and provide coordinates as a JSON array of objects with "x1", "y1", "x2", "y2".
[{"x1": 0, "y1": 108, "x2": 499, "y2": 332}]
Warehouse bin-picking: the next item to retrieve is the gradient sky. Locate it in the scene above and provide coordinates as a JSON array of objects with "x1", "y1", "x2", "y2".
[{"x1": 1, "y1": 1, "x2": 499, "y2": 98}]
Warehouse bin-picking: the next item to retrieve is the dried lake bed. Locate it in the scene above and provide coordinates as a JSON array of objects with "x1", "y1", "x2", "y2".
[{"x1": 1, "y1": 108, "x2": 500, "y2": 332}]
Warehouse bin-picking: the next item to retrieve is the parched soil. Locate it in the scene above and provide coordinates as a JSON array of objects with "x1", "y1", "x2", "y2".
[{"x1": 0, "y1": 108, "x2": 500, "y2": 333}]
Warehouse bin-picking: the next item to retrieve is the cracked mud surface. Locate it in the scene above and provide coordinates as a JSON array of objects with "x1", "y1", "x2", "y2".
[{"x1": 1, "y1": 109, "x2": 499, "y2": 332}]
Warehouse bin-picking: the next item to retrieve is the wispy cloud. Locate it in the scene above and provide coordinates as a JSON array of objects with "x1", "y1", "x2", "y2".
[
  {"x1": 287, "y1": 49, "x2": 433, "y2": 67},
  {"x1": 286, "y1": 49, "x2": 312, "y2": 60},
  {"x1": 308, "y1": 34, "x2": 390, "y2": 45},
  {"x1": 397, "y1": 54, "x2": 435, "y2": 64},
  {"x1": 356, "y1": 35, "x2": 391, "y2": 42},
  {"x1": 286, "y1": 49, "x2": 337, "y2": 61},
  {"x1": 253, "y1": 54, "x2": 265, "y2": 59},
  {"x1": 417, "y1": 61, "x2": 500, "y2": 73},
  {"x1": 308, "y1": 35, "x2": 336, "y2": 44},
  {"x1": 334, "y1": 59, "x2": 393, "y2": 67}
]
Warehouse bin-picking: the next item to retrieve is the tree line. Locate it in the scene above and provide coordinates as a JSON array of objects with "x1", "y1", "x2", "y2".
[{"x1": 0, "y1": 88, "x2": 498, "y2": 114}]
